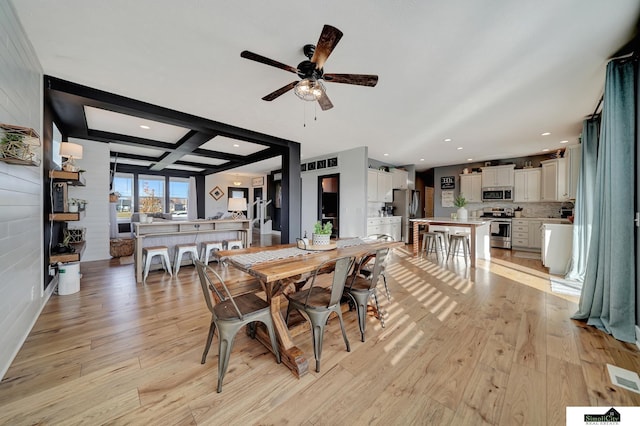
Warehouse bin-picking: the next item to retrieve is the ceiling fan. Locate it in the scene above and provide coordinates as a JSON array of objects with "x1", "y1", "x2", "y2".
[{"x1": 240, "y1": 25, "x2": 378, "y2": 111}]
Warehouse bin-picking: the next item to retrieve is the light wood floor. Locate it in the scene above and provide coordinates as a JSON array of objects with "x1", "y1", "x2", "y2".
[{"x1": 1, "y1": 246, "x2": 639, "y2": 425}]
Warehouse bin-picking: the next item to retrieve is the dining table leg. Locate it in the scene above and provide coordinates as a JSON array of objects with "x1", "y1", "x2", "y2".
[{"x1": 252, "y1": 281, "x2": 309, "y2": 377}]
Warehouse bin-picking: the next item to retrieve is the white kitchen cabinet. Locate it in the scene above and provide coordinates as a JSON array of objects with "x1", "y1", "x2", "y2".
[
  {"x1": 367, "y1": 169, "x2": 393, "y2": 202},
  {"x1": 392, "y1": 168, "x2": 409, "y2": 189},
  {"x1": 511, "y1": 218, "x2": 543, "y2": 250},
  {"x1": 542, "y1": 223, "x2": 573, "y2": 274},
  {"x1": 541, "y1": 158, "x2": 568, "y2": 201},
  {"x1": 367, "y1": 216, "x2": 401, "y2": 241},
  {"x1": 481, "y1": 164, "x2": 515, "y2": 187},
  {"x1": 528, "y1": 220, "x2": 542, "y2": 249},
  {"x1": 566, "y1": 144, "x2": 581, "y2": 200},
  {"x1": 513, "y1": 168, "x2": 541, "y2": 202},
  {"x1": 459, "y1": 173, "x2": 482, "y2": 203}
]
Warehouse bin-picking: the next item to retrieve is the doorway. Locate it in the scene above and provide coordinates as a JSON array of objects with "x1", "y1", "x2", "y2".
[
  {"x1": 318, "y1": 174, "x2": 339, "y2": 238},
  {"x1": 253, "y1": 187, "x2": 263, "y2": 219}
]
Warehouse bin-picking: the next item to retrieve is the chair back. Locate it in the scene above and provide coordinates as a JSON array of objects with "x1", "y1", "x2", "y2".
[
  {"x1": 355, "y1": 248, "x2": 390, "y2": 291},
  {"x1": 303, "y1": 256, "x2": 355, "y2": 308},
  {"x1": 195, "y1": 260, "x2": 244, "y2": 319}
]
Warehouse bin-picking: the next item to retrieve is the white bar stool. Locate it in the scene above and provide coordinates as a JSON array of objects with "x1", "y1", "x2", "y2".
[
  {"x1": 420, "y1": 231, "x2": 445, "y2": 261},
  {"x1": 174, "y1": 243, "x2": 199, "y2": 274},
  {"x1": 142, "y1": 245, "x2": 172, "y2": 283},
  {"x1": 200, "y1": 241, "x2": 224, "y2": 264},
  {"x1": 446, "y1": 233, "x2": 471, "y2": 265},
  {"x1": 225, "y1": 240, "x2": 244, "y2": 250}
]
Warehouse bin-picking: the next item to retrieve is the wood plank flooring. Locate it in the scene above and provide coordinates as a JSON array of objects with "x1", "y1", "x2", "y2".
[{"x1": 1, "y1": 245, "x2": 639, "y2": 425}]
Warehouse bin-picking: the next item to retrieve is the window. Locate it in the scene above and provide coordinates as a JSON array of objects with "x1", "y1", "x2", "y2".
[
  {"x1": 113, "y1": 173, "x2": 134, "y2": 220},
  {"x1": 138, "y1": 175, "x2": 165, "y2": 213},
  {"x1": 170, "y1": 177, "x2": 189, "y2": 219}
]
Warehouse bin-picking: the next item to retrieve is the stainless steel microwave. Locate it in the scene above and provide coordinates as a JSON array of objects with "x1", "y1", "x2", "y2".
[{"x1": 482, "y1": 187, "x2": 513, "y2": 202}]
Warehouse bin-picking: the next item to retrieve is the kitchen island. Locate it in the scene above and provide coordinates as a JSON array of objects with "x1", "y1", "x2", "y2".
[
  {"x1": 133, "y1": 219, "x2": 251, "y2": 283},
  {"x1": 410, "y1": 217, "x2": 491, "y2": 267}
]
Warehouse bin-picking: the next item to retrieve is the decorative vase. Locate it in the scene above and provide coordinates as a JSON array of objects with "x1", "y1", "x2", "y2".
[
  {"x1": 457, "y1": 206, "x2": 468, "y2": 220},
  {"x1": 68, "y1": 204, "x2": 78, "y2": 213},
  {"x1": 312, "y1": 233, "x2": 330, "y2": 245}
]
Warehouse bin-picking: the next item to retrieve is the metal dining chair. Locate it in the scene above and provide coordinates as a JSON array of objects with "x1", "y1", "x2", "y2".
[
  {"x1": 195, "y1": 260, "x2": 281, "y2": 393},
  {"x1": 362, "y1": 234, "x2": 394, "y2": 300},
  {"x1": 344, "y1": 247, "x2": 390, "y2": 342},
  {"x1": 285, "y1": 256, "x2": 356, "y2": 373}
]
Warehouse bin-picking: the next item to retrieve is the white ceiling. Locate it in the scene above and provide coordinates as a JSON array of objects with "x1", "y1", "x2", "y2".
[{"x1": 12, "y1": 0, "x2": 640, "y2": 173}]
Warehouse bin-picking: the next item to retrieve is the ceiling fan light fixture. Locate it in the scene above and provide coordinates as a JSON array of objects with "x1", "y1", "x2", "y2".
[{"x1": 294, "y1": 79, "x2": 324, "y2": 101}]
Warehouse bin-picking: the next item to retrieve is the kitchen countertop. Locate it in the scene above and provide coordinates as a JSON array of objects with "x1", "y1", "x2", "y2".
[{"x1": 511, "y1": 217, "x2": 571, "y2": 223}]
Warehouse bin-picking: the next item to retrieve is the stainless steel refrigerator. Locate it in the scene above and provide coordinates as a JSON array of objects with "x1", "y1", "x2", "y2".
[{"x1": 392, "y1": 189, "x2": 420, "y2": 243}]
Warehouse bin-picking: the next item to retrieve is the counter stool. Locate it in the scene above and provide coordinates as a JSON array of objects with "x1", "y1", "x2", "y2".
[
  {"x1": 446, "y1": 233, "x2": 470, "y2": 265},
  {"x1": 200, "y1": 241, "x2": 224, "y2": 264},
  {"x1": 420, "y1": 231, "x2": 445, "y2": 261},
  {"x1": 174, "y1": 243, "x2": 199, "y2": 274},
  {"x1": 225, "y1": 240, "x2": 244, "y2": 250},
  {"x1": 142, "y1": 246, "x2": 172, "y2": 283},
  {"x1": 434, "y1": 230, "x2": 450, "y2": 251}
]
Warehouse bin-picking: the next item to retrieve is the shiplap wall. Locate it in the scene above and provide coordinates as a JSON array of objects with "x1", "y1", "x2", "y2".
[
  {"x1": 66, "y1": 139, "x2": 111, "y2": 261},
  {"x1": 0, "y1": 2, "x2": 45, "y2": 379}
]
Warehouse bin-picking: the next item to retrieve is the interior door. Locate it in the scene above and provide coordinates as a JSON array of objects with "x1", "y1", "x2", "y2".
[
  {"x1": 318, "y1": 174, "x2": 339, "y2": 238},
  {"x1": 425, "y1": 186, "x2": 434, "y2": 217}
]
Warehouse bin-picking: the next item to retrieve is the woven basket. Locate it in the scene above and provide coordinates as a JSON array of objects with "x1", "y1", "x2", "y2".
[
  {"x1": 110, "y1": 238, "x2": 134, "y2": 257},
  {"x1": 109, "y1": 193, "x2": 119, "y2": 202}
]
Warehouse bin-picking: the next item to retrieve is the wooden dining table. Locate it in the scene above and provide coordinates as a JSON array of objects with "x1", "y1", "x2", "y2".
[{"x1": 212, "y1": 238, "x2": 404, "y2": 377}]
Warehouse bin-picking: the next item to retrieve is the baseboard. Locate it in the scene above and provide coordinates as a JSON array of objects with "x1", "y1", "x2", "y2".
[{"x1": 636, "y1": 325, "x2": 640, "y2": 351}]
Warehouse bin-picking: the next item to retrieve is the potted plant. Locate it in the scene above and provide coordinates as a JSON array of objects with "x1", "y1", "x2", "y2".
[
  {"x1": 312, "y1": 221, "x2": 332, "y2": 245},
  {"x1": 454, "y1": 194, "x2": 468, "y2": 220}
]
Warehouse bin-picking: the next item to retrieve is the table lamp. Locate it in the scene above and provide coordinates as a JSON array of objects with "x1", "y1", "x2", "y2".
[
  {"x1": 228, "y1": 197, "x2": 247, "y2": 219},
  {"x1": 59, "y1": 142, "x2": 83, "y2": 172}
]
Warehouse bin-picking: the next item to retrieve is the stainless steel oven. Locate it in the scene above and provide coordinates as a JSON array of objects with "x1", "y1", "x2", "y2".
[{"x1": 490, "y1": 218, "x2": 512, "y2": 249}]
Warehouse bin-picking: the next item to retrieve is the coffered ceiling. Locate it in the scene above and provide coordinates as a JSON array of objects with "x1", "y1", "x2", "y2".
[{"x1": 12, "y1": 0, "x2": 640, "y2": 174}]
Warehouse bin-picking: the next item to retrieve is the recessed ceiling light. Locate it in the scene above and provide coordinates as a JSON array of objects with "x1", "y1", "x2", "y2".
[
  {"x1": 541, "y1": 132, "x2": 551, "y2": 136},
  {"x1": 467, "y1": 158, "x2": 473, "y2": 161},
  {"x1": 542, "y1": 148, "x2": 550, "y2": 152},
  {"x1": 420, "y1": 158, "x2": 425, "y2": 161},
  {"x1": 457, "y1": 147, "x2": 463, "y2": 150},
  {"x1": 140, "y1": 125, "x2": 150, "y2": 129},
  {"x1": 233, "y1": 143, "x2": 240, "y2": 148},
  {"x1": 444, "y1": 138, "x2": 452, "y2": 142},
  {"x1": 560, "y1": 140, "x2": 568, "y2": 144},
  {"x1": 383, "y1": 153, "x2": 389, "y2": 156}
]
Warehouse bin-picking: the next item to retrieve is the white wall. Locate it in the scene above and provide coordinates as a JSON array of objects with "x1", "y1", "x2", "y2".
[
  {"x1": 204, "y1": 173, "x2": 265, "y2": 220},
  {"x1": 301, "y1": 146, "x2": 368, "y2": 238},
  {"x1": 65, "y1": 139, "x2": 111, "y2": 261},
  {"x1": 0, "y1": 1, "x2": 45, "y2": 379}
]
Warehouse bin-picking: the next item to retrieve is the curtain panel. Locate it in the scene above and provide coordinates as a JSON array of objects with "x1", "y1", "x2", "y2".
[
  {"x1": 572, "y1": 58, "x2": 637, "y2": 343},
  {"x1": 565, "y1": 118, "x2": 599, "y2": 282}
]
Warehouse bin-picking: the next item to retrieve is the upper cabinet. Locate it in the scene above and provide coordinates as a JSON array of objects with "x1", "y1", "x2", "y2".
[
  {"x1": 391, "y1": 168, "x2": 408, "y2": 189},
  {"x1": 367, "y1": 169, "x2": 393, "y2": 202},
  {"x1": 541, "y1": 158, "x2": 568, "y2": 201},
  {"x1": 481, "y1": 164, "x2": 515, "y2": 187},
  {"x1": 565, "y1": 144, "x2": 581, "y2": 200},
  {"x1": 513, "y1": 168, "x2": 541, "y2": 202},
  {"x1": 459, "y1": 173, "x2": 482, "y2": 203}
]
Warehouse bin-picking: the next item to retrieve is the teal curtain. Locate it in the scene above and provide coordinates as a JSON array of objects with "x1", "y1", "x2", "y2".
[
  {"x1": 572, "y1": 58, "x2": 637, "y2": 343},
  {"x1": 565, "y1": 118, "x2": 599, "y2": 282}
]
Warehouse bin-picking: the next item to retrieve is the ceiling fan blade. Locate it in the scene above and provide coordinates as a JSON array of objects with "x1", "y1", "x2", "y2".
[
  {"x1": 240, "y1": 50, "x2": 298, "y2": 74},
  {"x1": 317, "y1": 89, "x2": 334, "y2": 111},
  {"x1": 310, "y1": 25, "x2": 343, "y2": 70},
  {"x1": 262, "y1": 81, "x2": 298, "y2": 101},
  {"x1": 323, "y1": 73, "x2": 379, "y2": 87}
]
